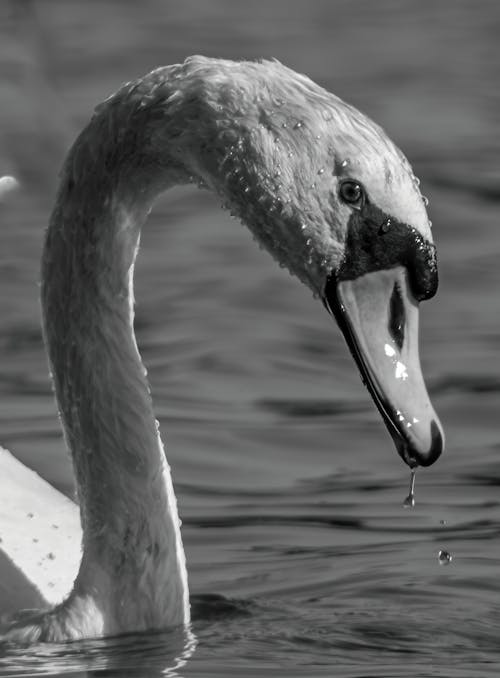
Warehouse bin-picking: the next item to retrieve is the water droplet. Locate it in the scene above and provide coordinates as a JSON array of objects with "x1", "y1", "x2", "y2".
[
  {"x1": 428, "y1": 220, "x2": 433, "y2": 228},
  {"x1": 379, "y1": 218, "x2": 391, "y2": 234},
  {"x1": 403, "y1": 469, "x2": 416, "y2": 508},
  {"x1": 282, "y1": 122, "x2": 288, "y2": 129},
  {"x1": 315, "y1": 134, "x2": 321, "y2": 140},
  {"x1": 318, "y1": 168, "x2": 325, "y2": 175},
  {"x1": 422, "y1": 195, "x2": 429, "y2": 206},
  {"x1": 294, "y1": 121, "x2": 303, "y2": 129},
  {"x1": 439, "y1": 519, "x2": 447, "y2": 526},
  {"x1": 414, "y1": 176, "x2": 421, "y2": 186},
  {"x1": 438, "y1": 549, "x2": 452, "y2": 566},
  {"x1": 244, "y1": 186, "x2": 250, "y2": 193},
  {"x1": 300, "y1": 223, "x2": 308, "y2": 231},
  {"x1": 310, "y1": 183, "x2": 316, "y2": 189},
  {"x1": 305, "y1": 238, "x2": 312, "y2": 246},
  {"x1": 341, "y1": 159, "x2": 349, "y2": 167}
]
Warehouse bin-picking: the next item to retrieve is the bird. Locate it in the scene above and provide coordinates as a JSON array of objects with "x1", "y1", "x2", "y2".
[{"x1": 0, "y1": 56, "x2": 444, "y2": 643}]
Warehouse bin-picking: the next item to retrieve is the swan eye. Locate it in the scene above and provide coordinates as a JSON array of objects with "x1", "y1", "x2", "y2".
[{"x1": 339, "y1": 180, "x2": 365, "y2": 208}]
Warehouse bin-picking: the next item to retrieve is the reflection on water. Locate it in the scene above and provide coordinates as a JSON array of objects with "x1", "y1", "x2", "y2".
[{"x1": 0, "y1": 0, "x2": 499, "y2": 676}]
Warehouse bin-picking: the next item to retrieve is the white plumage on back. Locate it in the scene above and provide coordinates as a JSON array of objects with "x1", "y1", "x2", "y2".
[{"x1": 0, "y1": 447, "x2": 81, "y2": 609}]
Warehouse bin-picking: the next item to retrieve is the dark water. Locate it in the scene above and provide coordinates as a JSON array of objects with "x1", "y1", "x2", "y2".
[{"x1": 1, "y1": 0, "x2": 499, "y2": 675}]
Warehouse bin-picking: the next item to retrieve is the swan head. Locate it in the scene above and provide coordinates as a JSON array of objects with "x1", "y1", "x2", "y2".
[{"x1": 167, "y1": 57, "x2": 444, "y2": 467}]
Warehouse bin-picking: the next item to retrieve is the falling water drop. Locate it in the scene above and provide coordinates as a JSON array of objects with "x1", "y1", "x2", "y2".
[
  {"x1": 403, "y1": 468, "x2": 416, "y2": 508},
  {"x1": 438, "y1": 550, "x2": 452, "y2": 566}
]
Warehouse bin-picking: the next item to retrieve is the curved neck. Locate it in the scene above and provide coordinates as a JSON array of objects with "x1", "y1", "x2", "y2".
[
  {"x1": 41, "y1": 103, "x2": 192, "y2": 634},
  {"x1": 38, "y1": 56, "x2": 335, "y2": 636}
]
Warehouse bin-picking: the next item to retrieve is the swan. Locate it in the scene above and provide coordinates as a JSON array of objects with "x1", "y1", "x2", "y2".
[{"x1": 0, "y1": 56, "x2": 444, "y2": 643}]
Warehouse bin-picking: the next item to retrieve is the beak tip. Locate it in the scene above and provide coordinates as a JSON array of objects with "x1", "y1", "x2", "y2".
[{"x1": 397, "y1": 419, "x2": 444, "y2": 468}]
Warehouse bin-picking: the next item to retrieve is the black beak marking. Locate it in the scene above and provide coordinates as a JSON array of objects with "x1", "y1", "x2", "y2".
[
  {"x1": 336, "y1": 202, "x2": 438, "y2": 302},
  {"x1": 388, "y1": 282, "x2": 405, "y2": 351}
]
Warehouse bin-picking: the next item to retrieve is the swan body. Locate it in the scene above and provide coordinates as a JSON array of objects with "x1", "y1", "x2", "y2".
[
  {"x1": 0, "y1": 447, "x2": 80, "y2": 608},
  {"x1": 0, "y1": 56, "x2": 443, "y2": 643}
]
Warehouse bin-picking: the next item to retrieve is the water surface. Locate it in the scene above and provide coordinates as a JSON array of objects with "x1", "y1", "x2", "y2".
[{"x1": 0, "y1": 1, "x2": 499, "y2": 676}]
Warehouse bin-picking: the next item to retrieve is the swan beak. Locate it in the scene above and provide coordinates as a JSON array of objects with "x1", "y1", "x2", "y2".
[{"x1": 324, "y1": 265, "x2": 444, "y2": 467}]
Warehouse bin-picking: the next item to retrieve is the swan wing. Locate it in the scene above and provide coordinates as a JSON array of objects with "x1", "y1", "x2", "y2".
[{"x1": 0, "y1": 448, "x2": 81, "y2": 611}]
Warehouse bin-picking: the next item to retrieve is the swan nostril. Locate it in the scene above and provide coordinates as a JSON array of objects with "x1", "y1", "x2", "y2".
[{"x1": 388, "y1": 282, "x2": 405, "y2": 350}]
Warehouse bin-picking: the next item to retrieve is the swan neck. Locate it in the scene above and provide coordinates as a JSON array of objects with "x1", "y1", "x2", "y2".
[{"x1": 40, "y1": 118, "x2": 190, "y2": 631}]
